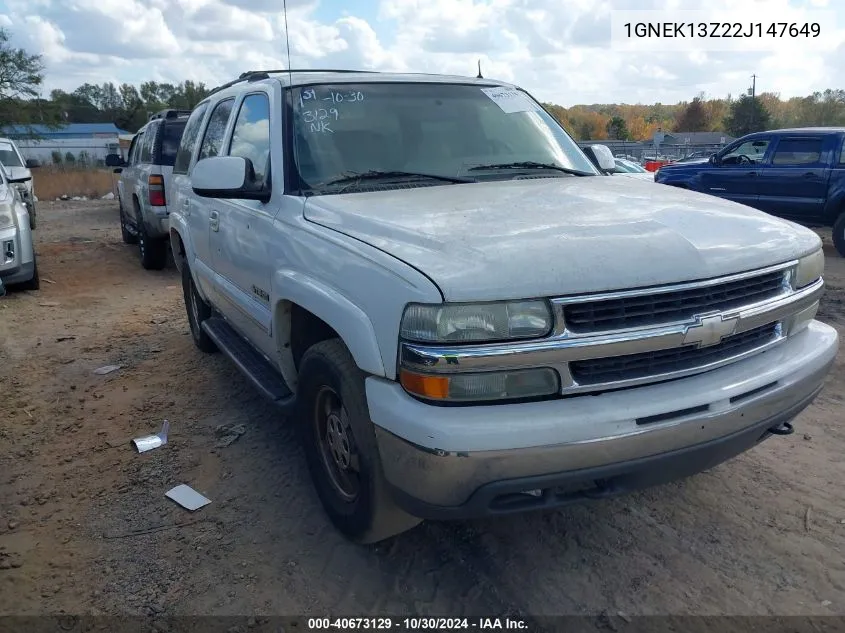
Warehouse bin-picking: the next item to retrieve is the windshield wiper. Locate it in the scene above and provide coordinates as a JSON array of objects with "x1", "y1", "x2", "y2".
[
  {"x1": 323, "y1": 170, "x2": 474, "y2": 189},
  {"x1": 467, "y1": 161, "x2": 593, "y2": 177}
]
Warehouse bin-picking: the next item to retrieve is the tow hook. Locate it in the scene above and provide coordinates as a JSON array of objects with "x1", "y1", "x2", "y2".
[{"x1": 769, "y1": 421, "x2": 795, "y2": 436}]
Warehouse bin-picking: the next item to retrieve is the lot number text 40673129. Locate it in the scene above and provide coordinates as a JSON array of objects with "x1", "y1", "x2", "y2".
[{"x1": 306, "y1": 617, "x2": 528, "y2": 630}]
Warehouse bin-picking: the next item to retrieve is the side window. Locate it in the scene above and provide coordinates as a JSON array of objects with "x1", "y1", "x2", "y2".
[
  {"x1": 228, "y1": 93, "x2": 271, "y2": 184},
  {"x1": 721, "y1": 139, "x2": 770, "y2": 165},
  {"x1": 771, "y1": 138, "x2": 823, "y2": 166},
  {"x1": 138, "y1": 124, "x2": 156, "y2": 163},
  {"x1": 197, "y1": 98, "x2": 235, "y2": 162},
  {"x1": 840, "y1": 140, "x2": 845, "y2": 165},
  {"x1": 127, "y1": 136, "x2": 140, "y2": 165},
  {"x1": 173, "y1": 102, "x2": 210, "y2": 174}
]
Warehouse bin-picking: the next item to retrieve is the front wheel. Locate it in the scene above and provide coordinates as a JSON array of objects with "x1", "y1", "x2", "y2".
[
  {"x1": 119, "y1": 198, "x2": 138, "y2": 245},
  {"x1": 17, "y1": 257, "x2": 40, "y2": 291},
  {"x1": 298, "y1": 339, "x2": 421, "y2": 544},
  {"x1": 832, "y1": 212, "x2": 845, "y2": 257}
]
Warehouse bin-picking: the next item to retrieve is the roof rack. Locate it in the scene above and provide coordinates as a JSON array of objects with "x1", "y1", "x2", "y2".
[
  {"x1": 208, "y1": 69, "x2": 380, "y2": 95},
  {"x1": 148, "y1": 109, "x2": 192, "y2": 121}
]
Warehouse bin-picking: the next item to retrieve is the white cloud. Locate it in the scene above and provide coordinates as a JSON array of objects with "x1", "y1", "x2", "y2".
[{"x1": 1, "y1": 0, "x2": 843, "y2": 106}]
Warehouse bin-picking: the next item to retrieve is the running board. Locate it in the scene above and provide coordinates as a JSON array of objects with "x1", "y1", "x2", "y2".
[{"x1": 201, "y1": 317, "x2": 296, "y2": 409}]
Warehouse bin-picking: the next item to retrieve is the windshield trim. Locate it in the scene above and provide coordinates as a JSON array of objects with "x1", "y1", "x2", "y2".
[{"x1": 282, "y1": 80, "x2": 598, "y2": 196}]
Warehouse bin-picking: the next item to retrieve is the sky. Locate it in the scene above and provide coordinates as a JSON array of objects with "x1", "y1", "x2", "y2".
[{"x1": 0, "y1": 0, "x2": 843, "y2": 107}]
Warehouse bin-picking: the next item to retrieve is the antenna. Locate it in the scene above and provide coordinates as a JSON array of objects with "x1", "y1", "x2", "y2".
[
  {"x1": 476, "y1": 59, "x2": 483, "y2": 79},
  {"x1": 283, "y1": 0, "x2": 302, "y2": 194}
]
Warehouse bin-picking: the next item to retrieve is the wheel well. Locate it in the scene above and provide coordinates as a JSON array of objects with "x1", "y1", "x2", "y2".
[
  {"x1": 290, "y1": 303, "x2": 340, "y2": 370},
  {"x1": 170, "y1": 231, "x2": 185, "y2": 271}
]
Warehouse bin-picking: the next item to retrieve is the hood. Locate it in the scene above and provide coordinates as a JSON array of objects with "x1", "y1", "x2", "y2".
[
  {"x1": 303, "y1": 176, "x2": 821, "y2": 302},
  {"x1": 5, "y1": 166, "x2": 32, "y2": 183},
  {"x1": 614, "y1": 172, "x2": 655, "y2": 182}
]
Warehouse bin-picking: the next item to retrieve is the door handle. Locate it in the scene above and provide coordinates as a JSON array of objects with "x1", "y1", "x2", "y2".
[
  {"x1": 209, "y1": 210, "x2": 220, "y2": 232},
  {"x1": 746, "y1": 171, "x2": 757, "y2": 177},
  {"x1": 803, "y1": 172, "x2": 817, "y2": 178}
]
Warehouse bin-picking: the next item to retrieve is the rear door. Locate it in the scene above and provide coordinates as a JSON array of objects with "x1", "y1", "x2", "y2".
[
  {"x1": 117, "y1": 135, "x2": 139, "y2": 209},
  {"x1": 756, "y1": 135, "x2": 831, "y2": 223}
]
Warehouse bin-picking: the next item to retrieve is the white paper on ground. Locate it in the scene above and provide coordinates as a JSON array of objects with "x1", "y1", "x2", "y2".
[
  {"x1": 480, "y1": 87, "x2": 539, "y2": 114},
  {"x1": 165, "y1": 484, "x2": 211, "y2": 511},
  {"x1": 132, "y1": 419, "x2": 170, "y2": 453}
]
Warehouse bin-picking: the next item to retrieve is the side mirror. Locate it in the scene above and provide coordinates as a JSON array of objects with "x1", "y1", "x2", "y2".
[
  {"x1": 25, "y1": 158, "x2": 40, "y2": 169},
  {"x1": 708, "y1": 153, "x2": 719, "y2": 165},
  {"x1": 191, "y1": 156, "x2": 270, "y2": 202},
  {"x1": 590, "y1": 144, "x2": 616, "y2": 172},
  {"x1": 105, "y1": 153, "x2": 126, "y2": 168}
]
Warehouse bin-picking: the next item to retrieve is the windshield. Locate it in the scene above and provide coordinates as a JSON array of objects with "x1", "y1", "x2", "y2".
[
  {"x1": 289, "y1": 82, "x2": 598, "y2": 193},
  {"x1": 0, "y1": 142, "x2": 23, "y2": 167}
]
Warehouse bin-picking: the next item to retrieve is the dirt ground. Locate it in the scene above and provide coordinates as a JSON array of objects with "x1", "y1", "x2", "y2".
[{"x1": 1, "y1": 200, "x2": 845, "y2": 625}]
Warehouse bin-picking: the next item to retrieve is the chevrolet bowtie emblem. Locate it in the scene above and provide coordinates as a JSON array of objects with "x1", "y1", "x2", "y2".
[{"x1": 682, "y1": 314, "x2": 738, "y2": 348}]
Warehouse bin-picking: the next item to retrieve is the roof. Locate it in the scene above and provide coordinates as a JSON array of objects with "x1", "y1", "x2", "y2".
[
  {"x1": 762, "y1": 127, "x2": 845, "y2": 134},
  {"x1": 208, "y1": 70, "x2": 515, "y2": 98},
  {"x1": 1, "y1": 123, "x2": 130, "y2": 136}
]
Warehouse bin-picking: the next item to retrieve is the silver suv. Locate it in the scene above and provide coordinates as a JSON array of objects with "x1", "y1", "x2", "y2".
[{"x1": 106, "y1": 110, "x2": 190, "y2": 270}]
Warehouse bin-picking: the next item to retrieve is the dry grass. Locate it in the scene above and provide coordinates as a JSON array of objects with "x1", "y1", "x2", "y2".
[{"x1": 32, "y1": 167, "x2": 118, "y2": 200}]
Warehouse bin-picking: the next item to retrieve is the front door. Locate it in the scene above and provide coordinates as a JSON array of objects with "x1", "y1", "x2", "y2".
[
  {"x1": 209, "y1": 92, "x2": 277, "y2": 360},
  {"x1": 756, "y1": 135, "x2": 831, "y2": 223},
  {"x1": 700, "y1": 136, "x2": 772, "y2": 207}
]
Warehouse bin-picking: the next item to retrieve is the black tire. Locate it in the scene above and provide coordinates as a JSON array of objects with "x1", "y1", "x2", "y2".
[
  {"x1": 119, "y1": 198, "x2": 138, "y2": 245},
  {"x1": 17, "y1": 258, "x2": 40, "y2": 291},
  {"x1": 181, "y1": 258, "x2": 217, "y2": 354},
  {"x1": 28, "y1": 204, "x2": 36, "y2": 231},
  {"x1": 833, "y1": 212, "x2": 845, "y2": 257},
  {"x1": 137, "y1": 202, "x2": 168, "y2": 270},
  {"x1": 298, "y1": 339, "x2": 421, "y2": 544}
]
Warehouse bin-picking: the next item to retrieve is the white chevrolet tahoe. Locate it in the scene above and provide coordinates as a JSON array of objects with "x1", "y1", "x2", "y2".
[{"x1": 168, "y1": 69, "x2": 838, "y2": 544}]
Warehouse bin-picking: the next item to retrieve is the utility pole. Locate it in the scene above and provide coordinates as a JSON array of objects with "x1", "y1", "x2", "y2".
[{"x1": 750, "y1": 73, "x2": 757, "y2": 130}]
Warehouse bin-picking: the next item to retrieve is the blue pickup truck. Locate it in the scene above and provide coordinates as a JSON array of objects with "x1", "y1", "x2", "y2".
[{"x1": 655, "y1": 127, "x2": 845, "y2": 255}]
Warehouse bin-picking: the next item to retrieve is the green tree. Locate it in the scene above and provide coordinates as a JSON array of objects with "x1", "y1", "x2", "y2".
[
  {"x1": 0, "y1": 28, "x2": 47, "y2": 127},
  {"x1": 674, "y1": 96, "x2": 710, "y2": 132},
  {"x1": 605, "y1": 115, "x2": 629, "y2": 140},
  {"x1": 51, "y1": 150, "x2": 63, "y2": 165},
  {"x1": 724, "y1": 94, "x2": 771, "y2": 136},
  {"x1": 64, "y1": 151, "x2": 75, "y2": 165}
]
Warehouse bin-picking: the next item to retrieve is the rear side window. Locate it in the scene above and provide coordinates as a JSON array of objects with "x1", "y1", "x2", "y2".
[
  {"x1": 129, "y1": 133, "x2": 143, "y2": 165},
  {"x1": 173, "y1": 102, "x2": 210, "y2": 174},
  {"x1": 839, "y1": 139, "x2": 845, "y2": 164},
  {"x1": 158, "y1": 121, "x2": 186, "y2": 167},
  {"x1": 138, "y1": 124, "x2": 157, "y2": 163},
  {"x1": 771, "y1": 138, "x2": 823, "y2": 165},
  {"x1": 197, "y1": 98, "x2": 235, "y2": 162}
]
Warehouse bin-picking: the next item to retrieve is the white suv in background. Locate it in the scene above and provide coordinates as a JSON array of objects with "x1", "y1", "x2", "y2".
[
  {"x1": 106, "y1": 109, "x2": 191, "y2": 270},
  {"x1": 167, "y1": 69, "x2": 837, "y2": 543},
  {"x1": 0, "y1": 137, "x2": 38, "y2": 230}
]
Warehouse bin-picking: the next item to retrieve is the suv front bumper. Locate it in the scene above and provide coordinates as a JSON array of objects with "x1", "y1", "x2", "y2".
[
  {"x1": 0, "y1": 224, "x2": 35, "y2": 284},
  {"x1": 366, "y1": 320, "x2": 838, "y2": 519}
]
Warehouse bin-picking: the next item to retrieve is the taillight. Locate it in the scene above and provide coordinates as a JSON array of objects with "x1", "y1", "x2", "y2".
[{"x1": 148, "y1": 174, "x2": 166, "y2": 206}]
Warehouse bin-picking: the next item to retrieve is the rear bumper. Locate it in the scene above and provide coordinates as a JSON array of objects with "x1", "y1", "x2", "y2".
[{"x1": 368, "y1": 320, "x2": 837, "y2": 519}]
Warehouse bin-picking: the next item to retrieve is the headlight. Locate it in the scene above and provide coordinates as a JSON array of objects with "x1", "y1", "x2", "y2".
[
  {"x1": 400, "y1": 300, "x2": 553, "y2": 343},
  {"x1": 0, "y1": 209, "x2": 14, "y2": 229},
  {"x1": 795, "y1": 249, "x2": 824, "y2": 289}
]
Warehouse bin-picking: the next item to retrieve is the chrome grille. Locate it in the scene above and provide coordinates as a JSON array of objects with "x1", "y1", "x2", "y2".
[
  {"x1": 570, "y1": 322, "x2": 780, "y2": 386},
  {"x1": 563, "y1": 269, "x2": 786, "y2": 333}
]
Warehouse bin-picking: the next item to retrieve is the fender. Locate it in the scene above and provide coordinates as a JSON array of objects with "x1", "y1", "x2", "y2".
[{"x1": 272, "y1": 269, "x2": 386, "y2": 379}]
